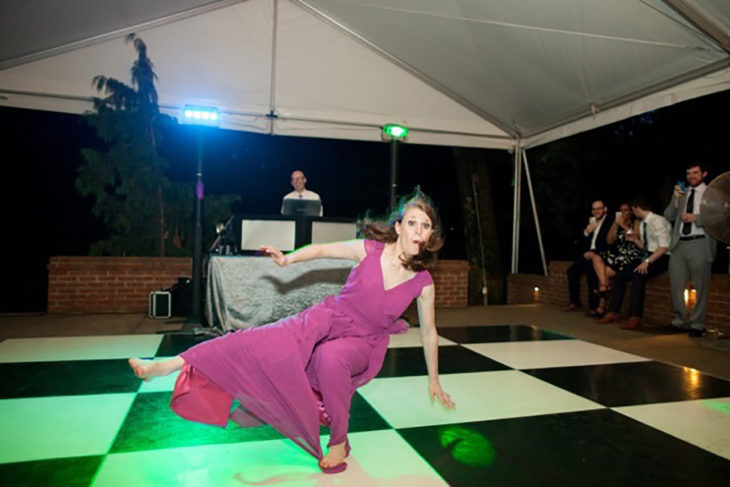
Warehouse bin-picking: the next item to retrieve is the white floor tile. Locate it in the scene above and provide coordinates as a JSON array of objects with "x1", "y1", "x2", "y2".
[
  {"x1": 359, "y1": 370, "x2": 603, "y2": 429},
  {"x1": 614, "y1": 397, "x2": 730, "y2": 460},
  {"x1": 0, "y1": 394, "x2": 136, "y2": 463},
  {"x1": 464, "y1": 339, "x2": 649, "y2": 370},
  {"x1": 388, "y1": 327, "x2": 456, "y2": 348},
  {"x1": 335, "y1": 430, "x2": 448, "y2": 486},
  {"x1": 94, "y1": 430, "x2": 447, "y2": 486},
  {"x1": 95, "y1": 439, "x2": 316, "y2": 487},
  {"x1": 0, "y1": 335, "x2": 163, "y2": 362}
]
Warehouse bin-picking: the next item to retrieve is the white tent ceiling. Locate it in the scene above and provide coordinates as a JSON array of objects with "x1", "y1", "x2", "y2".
[{"x1": 1, "y1": 0, "x2": 729, "y2": 150}]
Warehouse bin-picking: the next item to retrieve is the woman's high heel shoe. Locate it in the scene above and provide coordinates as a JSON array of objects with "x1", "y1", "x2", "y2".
[{"x1": 594, "y1": 285, "x2": 610, "y2": 298}]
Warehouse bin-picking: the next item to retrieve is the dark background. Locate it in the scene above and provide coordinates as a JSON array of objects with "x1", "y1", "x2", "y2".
[{"x1": 1, "y1": 89, "x2": 728, "y2": 312}]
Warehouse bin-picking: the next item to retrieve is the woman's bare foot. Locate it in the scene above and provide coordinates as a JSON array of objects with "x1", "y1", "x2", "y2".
[
  {"x1": 319, "y1": 442, "x2": 347, "y2": 470},
  {"x1": 128, "y1": 358, "x2": 155, "y2": 381},
  {"x1": 128, "y1": 357, "x2": 184, "y2": 381}
]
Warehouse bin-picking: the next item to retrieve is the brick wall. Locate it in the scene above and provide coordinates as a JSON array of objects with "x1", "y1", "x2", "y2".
[
  {"x1": 48, "y1": 257, "x2": 191, "y2": 313},
  {"x1": 507, "y1": 260, "x2": 730, "y2": 328},
  {"x1": 47, "y1": 256, "x2": 470, "y2": 313},
  {"x1": 432, "y1": 260, "x2": 470, "y2": 307}
]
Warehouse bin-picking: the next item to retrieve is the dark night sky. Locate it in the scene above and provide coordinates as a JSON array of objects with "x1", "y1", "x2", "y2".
[
  {"x1": 1, "y1": 89, "x2": 729, "y2": 312},
  {"x1": 0, "y1": 105, "x2": 485, "y2": 311}
]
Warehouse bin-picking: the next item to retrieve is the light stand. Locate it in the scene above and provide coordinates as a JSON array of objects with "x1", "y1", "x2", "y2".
[
  {"x1": 179, "y1": 106, "x2": 222, "y2": 336},
  {"x1": 383, "y1": 124, "x2": 409, "y2": 209},
  {"x1": 188, "y1": 128, "x2": 204, "y2": 326},
  {"x1": 389, "y1": 138, "x2": 399, "y2": 209}
]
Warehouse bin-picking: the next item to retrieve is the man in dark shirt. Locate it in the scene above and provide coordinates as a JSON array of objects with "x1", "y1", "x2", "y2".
[{"x1": 562, "y1": 200, "x2": 610, "y2": 314}]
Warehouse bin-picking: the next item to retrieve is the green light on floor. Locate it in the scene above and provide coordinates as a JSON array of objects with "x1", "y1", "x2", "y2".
[
  {"x1": 704, "y1": 400, "x2": 730, "y2": 415},
  {"x1": 439, "y1": 426, "x2": 496, "y2": 467}
]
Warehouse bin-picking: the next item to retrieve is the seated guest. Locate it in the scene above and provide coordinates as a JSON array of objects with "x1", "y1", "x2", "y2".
[
  {"x1": 562, "y1": 200, "x2": 610, "y2": 313},
  {"x1": 282, "y1": 170, "x2": 323, "y2": 216},
  {"x1": 597, "y1": 196, "x2": 671, "y2": 329},
  {"x1": 590, "y1": 202, "x2": 642, "y2": 316}
]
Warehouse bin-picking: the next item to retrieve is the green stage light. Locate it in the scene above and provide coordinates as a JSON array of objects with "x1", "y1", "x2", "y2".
[{"x1": 383, "y1": 123, "x2": 409, "y2": 139}]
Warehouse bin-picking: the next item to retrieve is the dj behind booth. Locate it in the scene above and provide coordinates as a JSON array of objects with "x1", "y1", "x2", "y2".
[{"x1": 206, "y1": 198, "x2": 357, "y2": 332}]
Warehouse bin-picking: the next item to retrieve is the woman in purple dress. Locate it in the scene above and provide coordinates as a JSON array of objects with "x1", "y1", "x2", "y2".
[{"x1": 129, "y1": 193, "x2": 455, "y2": 473}]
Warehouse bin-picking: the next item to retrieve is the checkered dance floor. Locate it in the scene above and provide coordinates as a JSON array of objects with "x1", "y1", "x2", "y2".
[{"x1": 2, "y1": 324, "x2": 730, "y2": 486}]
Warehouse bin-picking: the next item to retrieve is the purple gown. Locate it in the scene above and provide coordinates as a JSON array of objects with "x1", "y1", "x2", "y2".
[{"x1": 170, "y1": 240, "x2": 433, "y2": 461}]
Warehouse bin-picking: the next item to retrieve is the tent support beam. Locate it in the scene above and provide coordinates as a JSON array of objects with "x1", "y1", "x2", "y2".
[
  {"x1": 0, "y1": 0, "x2": 248, "y2": 71},
  {"x1": 664, "y1": 0, "x2": 730, "y2": 53},
  {"x1": 511, "y1": 142, "x2": 522, "y2": 274},
  {"x1": 522, "y1": 149, "x2": 548, "y2": 276},
  {"x1": 292, "y1": 0, "x2": 516, "y2": 137}
]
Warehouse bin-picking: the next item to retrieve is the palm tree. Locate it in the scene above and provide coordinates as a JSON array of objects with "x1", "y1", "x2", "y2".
[{"x1": 78, "y1": 34, "x2": 171, "y2": 256}]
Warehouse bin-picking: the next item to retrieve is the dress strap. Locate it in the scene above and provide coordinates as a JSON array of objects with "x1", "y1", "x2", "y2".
[
  {"x1": 364, "y1": 239, "x2": 384, "y2": 256},
  {"x1": 420, "y1": 270, "x2": 434, "y2": 287}
]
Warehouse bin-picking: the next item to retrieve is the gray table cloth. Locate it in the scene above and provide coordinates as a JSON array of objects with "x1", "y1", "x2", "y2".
[{"x1": 206, "y1": 255, "x2": 354, "y2": 331}]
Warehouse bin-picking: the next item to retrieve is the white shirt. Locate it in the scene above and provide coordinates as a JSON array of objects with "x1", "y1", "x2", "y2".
[
  {"x1": 683, "y1": 182, "x2": 707, "y2": 237},
  {"x1": 583, "y1": 216, "x2": 606, "y2": 251},
  {"x1": 640, "y1": 212, "x2": 671, "y2": 252},
  {"x1": 283, "y1": 189, "x2": 321, "y2": 201},
  {"x1": 589, "y1": 216, "x2": 606, "y2": 251}
]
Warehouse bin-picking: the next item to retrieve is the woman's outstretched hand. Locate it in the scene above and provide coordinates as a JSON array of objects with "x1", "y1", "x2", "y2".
[
  {"x1": 429, "y1": 381, "x2": 455, "y2": 409},
  {"x1": 260, "y1": 245, "x2": 288, "y2": 267}
]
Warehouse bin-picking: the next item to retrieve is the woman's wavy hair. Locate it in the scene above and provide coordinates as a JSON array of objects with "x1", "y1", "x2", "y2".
[{"x1": 357, "y1": 188, "x2": 444, "y2": 272}]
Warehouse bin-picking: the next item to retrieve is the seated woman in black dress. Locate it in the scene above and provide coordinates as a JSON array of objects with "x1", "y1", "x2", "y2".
[{"x1": 590, "y1": 202, "x2": 642, "y2": 316}]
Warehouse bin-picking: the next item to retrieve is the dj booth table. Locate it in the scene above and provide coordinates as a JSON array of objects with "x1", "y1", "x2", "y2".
[
  {"x1": 205, "y1": 256, "x2": 354, "y2": 331},
  {"x1": 205, "y1": 215, "x2": 358, "y2": 331}
]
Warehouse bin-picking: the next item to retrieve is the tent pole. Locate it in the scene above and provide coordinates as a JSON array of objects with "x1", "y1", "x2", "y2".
[
  {"x1": 522, "y1": 149, "x2": 548, "y2": 276},
  {"x1": 511, "y1": 141, "x2": 522, "y2": 274},
  {"x1": 268, "y1": 0, "x2": 279, "y2": 134}
]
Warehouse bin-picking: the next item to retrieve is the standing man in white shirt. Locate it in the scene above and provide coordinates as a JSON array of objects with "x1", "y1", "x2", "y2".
[
  {"x1": 663, "y1": 163, "x2": 717, "y2": 337},
  {"x1": 597, "y1": 196, "x2": 671, "y2": 330},
  {"x1": 281, "y1": 170, "x2": 323, "y2": 215}
]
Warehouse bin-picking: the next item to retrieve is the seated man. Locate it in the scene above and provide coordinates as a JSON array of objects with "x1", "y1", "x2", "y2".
[
  {"x1": 562, "y1": 200, "x2": 610, "y2": 314},
  {"x1": 597, "y1": 196, "x2": 671, "y2": 329},
  {"x1": 282, "y1": 170, "x2": 323, "y2": 216}
]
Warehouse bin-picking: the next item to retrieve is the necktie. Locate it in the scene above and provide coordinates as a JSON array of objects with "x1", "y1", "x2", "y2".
[
  {"x1": 298, "y1": 193, "x2": 303, "y2": 199},
  {"x1": 682, "y1": 189, "x2": 694, "y2": 235},
  {"x1": 642, "y1": 221, "x2": 648, "y2": 258}
]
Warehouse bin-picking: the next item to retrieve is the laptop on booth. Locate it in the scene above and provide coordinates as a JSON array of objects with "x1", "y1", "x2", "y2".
[{"x1": 281, "y1": 199, "x2": 322, "y2": 216}]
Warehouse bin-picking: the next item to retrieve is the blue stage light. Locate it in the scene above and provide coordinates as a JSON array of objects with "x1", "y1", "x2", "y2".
[{"x1": 182, "y1": 106, "x2": 219, "y2": 126}]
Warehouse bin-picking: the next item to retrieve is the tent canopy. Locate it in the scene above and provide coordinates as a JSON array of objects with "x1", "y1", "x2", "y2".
[{"x1": 1, "y1": 0, "x2": 729, "y2": 150}]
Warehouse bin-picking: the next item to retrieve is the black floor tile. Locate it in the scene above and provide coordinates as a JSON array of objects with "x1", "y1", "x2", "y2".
[
  {"x1": 0, "y1": 456, "x2": 103, "y2": 487},
  {"x1": 525, "y1": 361, "x2": 730, "y2": 407},
  {"x1": 438, "y1": 325, "x2": 571, "y2": 344},
  {"x1": 343, "y1": 392, "x2": 391, "y2": 433},
  {"x1": 155, "y1": 333, "x2": 214, "y2": 357},
  {"x1": 398, "y1": 409, "x2": 730, "y2": 487},
  {"x1": 0, "y1": 360, "x2": 140, "y2": 398},
  {"x1": 111, "y1": 392, "x2": 284, "y2": 453},
  {"x1": 377, "y1": 345, "x2": 510, "y2": 378}
]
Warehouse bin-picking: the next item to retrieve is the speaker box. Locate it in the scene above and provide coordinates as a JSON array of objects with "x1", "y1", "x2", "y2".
[
  {"x1": 171, "y1": 277, "x2": 193, "y2": 316},
  {"x1": 149, "y1": 291, "x2": 171, "y2": 319}
]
